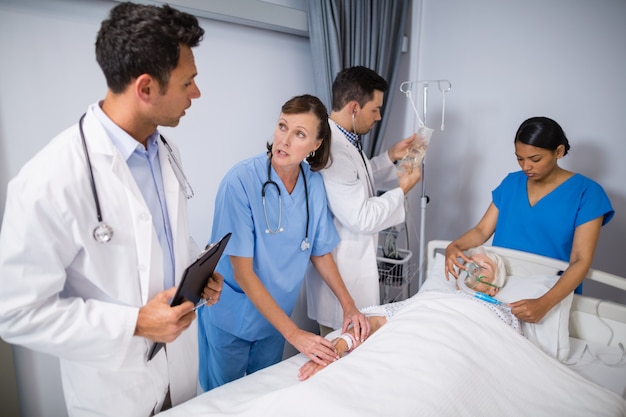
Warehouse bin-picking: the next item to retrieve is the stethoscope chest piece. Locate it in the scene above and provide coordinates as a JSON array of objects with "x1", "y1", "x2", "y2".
[
  {"x1": 93, "y1": 222, "x2": 114, "y2": 243},
  {"x1": 263, "y1": 156, "x2": 310, "y2": 251},
  {"x1": 80, "y1": 113, "x2": 115, "y2": 244},
  {"x1": 79, "y1": 111, "x2": 193, "y2": 245}
]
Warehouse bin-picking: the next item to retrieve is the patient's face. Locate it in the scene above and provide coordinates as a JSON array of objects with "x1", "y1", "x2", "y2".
[{"x1": 469, "y1": 253, "x2": 498, "y2": 296}]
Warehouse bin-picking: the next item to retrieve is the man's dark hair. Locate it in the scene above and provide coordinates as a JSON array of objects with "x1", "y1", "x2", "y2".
[
  {"x1": 96, "y1": 2, "x2": 204, "y2": 93},
  {"x1": 331, "y1": 66, "x2": 388, "y2": 111}
]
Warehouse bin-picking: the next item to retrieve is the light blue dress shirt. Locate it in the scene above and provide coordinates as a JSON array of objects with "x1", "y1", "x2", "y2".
[{"x1": 92, "y1": 104, "x2": 175, "y2": 289}]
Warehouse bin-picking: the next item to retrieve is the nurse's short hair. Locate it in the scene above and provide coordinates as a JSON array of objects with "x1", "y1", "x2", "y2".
[{"x1": 331, "y1": 66, "x2": 388, "y2": 111}]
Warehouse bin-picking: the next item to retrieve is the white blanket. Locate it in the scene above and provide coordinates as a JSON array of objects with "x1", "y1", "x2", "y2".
[{"x1": 162, "y1": 291, "x2": 626, "y2": 417}]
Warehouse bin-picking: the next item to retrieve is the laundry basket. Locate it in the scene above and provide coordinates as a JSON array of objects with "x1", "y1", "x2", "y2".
[{"x1": 377, "y1": 248, "x2": 414, "y2": 304}]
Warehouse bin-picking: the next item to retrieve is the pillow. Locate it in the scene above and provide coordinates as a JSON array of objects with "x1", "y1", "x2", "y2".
[
  {"x1": 498, "y1": 274, "x2": 573, "y2": 362},
  {"x1": 420, "y1": 252, "x2": 457, "y2": 293},
  {"x1": 422, "y1": 253, "x2": 573, "y2": 361}
]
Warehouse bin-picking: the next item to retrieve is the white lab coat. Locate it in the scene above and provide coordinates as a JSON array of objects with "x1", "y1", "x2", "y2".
[
  {"x1": 0, "y1": 106, "x2": 199, "y2": 416},
  {"x1": 305, "y1": 121, "x2": 405, "y2": 329}
]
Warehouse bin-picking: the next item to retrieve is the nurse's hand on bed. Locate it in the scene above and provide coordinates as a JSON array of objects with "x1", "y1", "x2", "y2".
[
  {"x1": 509, "y1": 297, "x2": 552, "y2": 323},
  {"x1": 289, "y1": 329, "x2": 339, "y2": 367},
  {"x1": 298, "y1": 329, "x2": 358, "y2": 380}
]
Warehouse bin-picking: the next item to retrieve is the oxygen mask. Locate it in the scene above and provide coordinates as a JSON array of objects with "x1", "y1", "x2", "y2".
[
  {"x1": 458, "y1": 261, "x2": 506, "y2": 306},
  {"x1": 464, "y1": 262, "x2": 483, "y2": 289},
  {"x1": 464, "y1": 262, "x2": 501, "y2": 291}
]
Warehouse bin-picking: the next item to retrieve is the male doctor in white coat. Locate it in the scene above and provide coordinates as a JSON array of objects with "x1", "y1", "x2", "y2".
[
  {"x1": 0, "y1": 3, "x2": 222, "y2": 416},
  {"x1": 306, "y1": 66, "x2": 422, "y2": 336}
]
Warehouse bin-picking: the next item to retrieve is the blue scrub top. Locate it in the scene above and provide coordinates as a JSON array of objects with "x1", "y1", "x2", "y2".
[
  {"x1": 492, "y1": 171, "x2": 614, "y2": 262},
  {"x1": 202, "y1": 153, "x2": 339, "y2": 340}
]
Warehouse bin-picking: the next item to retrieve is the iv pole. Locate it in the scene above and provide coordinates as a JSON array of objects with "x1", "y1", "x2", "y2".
[{"x1": 399, "y1": 79, "x2": 452, "y2": 288}]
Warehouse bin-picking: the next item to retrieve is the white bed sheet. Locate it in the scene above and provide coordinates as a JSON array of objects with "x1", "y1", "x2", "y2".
[
  {"x1": 567, "y1": 338, "x2": 626, "y2": 399},
  {"x1": 162, "y1": 291, "x2": 626, "y2": 417}
]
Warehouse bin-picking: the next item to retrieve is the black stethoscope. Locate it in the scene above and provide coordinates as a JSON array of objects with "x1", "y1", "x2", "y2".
[
  {"x1": 261, "y1": 156, "x2": 310, "y2": 251},
  {"x1": 79, "y1": 113, "x2": 194, "y2": 243}
]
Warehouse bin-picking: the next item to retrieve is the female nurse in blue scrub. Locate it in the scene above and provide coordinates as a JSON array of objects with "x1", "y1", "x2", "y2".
[
  {"x1": 198, "y1": 95, "x2": 369, "y2": 391},
  {"x1": 444, "y1": 116, "x2": 614, "y2": 324}
]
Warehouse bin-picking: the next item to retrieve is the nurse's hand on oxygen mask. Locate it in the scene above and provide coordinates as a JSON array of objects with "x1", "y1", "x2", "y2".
[{"x1": 444, "y1": 243, "x2": 471, "y2": 281}]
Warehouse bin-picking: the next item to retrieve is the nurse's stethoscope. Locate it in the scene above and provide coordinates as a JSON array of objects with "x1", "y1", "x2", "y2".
[
  {"x1": 79, "y1": 113, "x2": 194, "y2": 243},
  {"x1": 262, "y1": 155, "x2": 310, "y2": 251}
]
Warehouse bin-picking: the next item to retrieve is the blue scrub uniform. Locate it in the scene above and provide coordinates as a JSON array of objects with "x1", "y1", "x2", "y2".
[
  {"x1": 492, "y1": 171, "x2": 614, "y2": 292},
  {"x1": 198, "y1": 153, "x2": 339, "y2": 391}
]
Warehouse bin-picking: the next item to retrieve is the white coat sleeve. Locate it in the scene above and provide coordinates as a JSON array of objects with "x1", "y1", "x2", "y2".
[
  {"x1": 322, "y1": 144, "x2": 405, "y2": 234},
  {"x1": 370, "y1": 150, "x2": 403, "y2": 190},
  {"x1": 0, "y1": 164, "x2": 138, "y2": 369}
]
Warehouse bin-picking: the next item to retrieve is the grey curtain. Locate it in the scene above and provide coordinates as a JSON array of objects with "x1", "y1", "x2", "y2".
[{"x1": 308, "y1": 0, "x2": 410, "y2": 158}]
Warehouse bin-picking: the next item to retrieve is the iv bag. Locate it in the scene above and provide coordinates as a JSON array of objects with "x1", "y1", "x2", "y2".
[{"x1": 397, "y1": 124, "x2": 433, "y2": 173}]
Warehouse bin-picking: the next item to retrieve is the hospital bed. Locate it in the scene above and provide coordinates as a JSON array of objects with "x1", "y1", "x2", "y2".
[{"x1": 161, "y1": 241, "x2": 626, "y2": 417}]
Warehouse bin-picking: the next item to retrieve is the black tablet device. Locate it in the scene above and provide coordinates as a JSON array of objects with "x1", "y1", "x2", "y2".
[{"x1": 147, "y1": 232, "x2": 231, "y2": 361}]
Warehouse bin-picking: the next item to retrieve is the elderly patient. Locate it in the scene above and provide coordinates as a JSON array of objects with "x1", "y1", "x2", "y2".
[{"x1": 298, "y1": 247, "x2": 519, "y2": 381}]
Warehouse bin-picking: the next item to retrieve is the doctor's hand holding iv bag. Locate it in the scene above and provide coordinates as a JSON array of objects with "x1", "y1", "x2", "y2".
[{"x1": 396, "y1": 125, "x2": 432, "y2": 174}]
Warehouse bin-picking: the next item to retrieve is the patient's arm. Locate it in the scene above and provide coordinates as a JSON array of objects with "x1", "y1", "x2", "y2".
[{"x1": 298, "y1": 315, "x2": 387, "y2": 381}]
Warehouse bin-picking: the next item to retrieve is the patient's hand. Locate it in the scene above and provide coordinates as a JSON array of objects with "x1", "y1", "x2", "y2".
[{"x1": 298, "y1": 359, "x2": 326, "y2": 381}]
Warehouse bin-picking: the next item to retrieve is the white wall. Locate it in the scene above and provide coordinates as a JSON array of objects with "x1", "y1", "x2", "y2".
[
  {"x1": 402, "y1": 0, "x2": 626, "y2": 303},
  {"x1": 0, "y1": 0, "x2": 315, "y2": 246},
  {"x1": 0, "y1": 0, "x2": 316, "y2": 415}
]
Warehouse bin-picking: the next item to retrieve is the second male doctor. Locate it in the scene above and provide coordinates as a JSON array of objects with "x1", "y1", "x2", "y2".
[{"x1": 306, "y1": 66, "x2": 422, "y2": 336}]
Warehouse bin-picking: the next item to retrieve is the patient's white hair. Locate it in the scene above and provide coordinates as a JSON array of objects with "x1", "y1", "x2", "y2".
[{"x1": 465, "y1": 246, "x2": 506, "y2": 289}]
